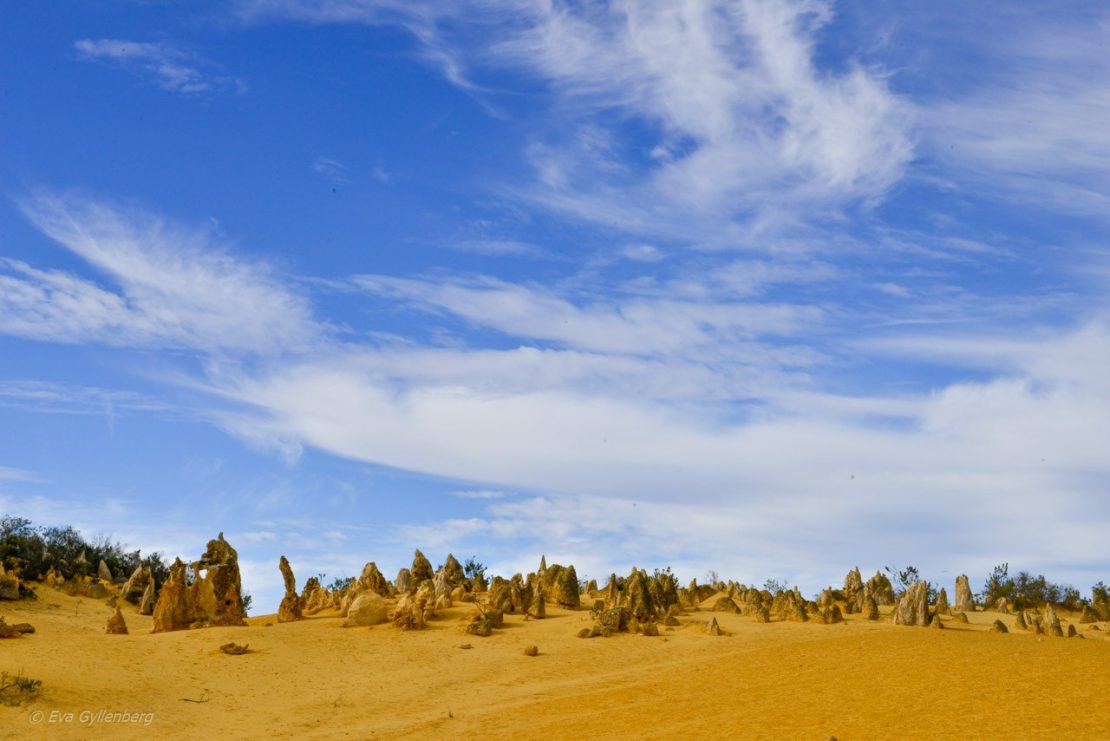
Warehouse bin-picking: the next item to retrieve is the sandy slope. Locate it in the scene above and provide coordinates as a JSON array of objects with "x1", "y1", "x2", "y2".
[{"x1": 2, "y1": 589, "x2": 1109, "y2": 740}]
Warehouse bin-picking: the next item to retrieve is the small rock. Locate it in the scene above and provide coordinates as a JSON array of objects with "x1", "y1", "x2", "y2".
[
  {"x1": 466, "y1": 619, "x2": 493, "y2": 637},
  {"x1": 523, "y1": 645, "x2": 539, "y2": 656},
  {"x1": 990, "y1": 619, "x2": 1008, "y2": 633},
  {"x1": 220, "y1": 642, "x2": 249, "y2": 655},
  {"x1": 105, "y1": 606, "x2": 128, "y2": 635},
  {"x1": 706, "y1": 617, "x2": 722, "y2": 636}
]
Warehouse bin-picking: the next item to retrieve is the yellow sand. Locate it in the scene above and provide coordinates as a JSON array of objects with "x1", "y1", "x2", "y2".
[{"x1": 3, "y1": 590, "x2": 1110, "y2": 739}]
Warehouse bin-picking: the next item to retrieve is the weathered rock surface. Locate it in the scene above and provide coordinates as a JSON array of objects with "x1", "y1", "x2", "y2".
[
  {"x1": 394, "y1": 568, "x2": 412, "y2": 594},
  {"x1": 442, "y1": 554, "x2": 466, "y2": 589},
  {"x1": 139, "y1": 581, "x2": 156, "y2": 615},
  {"x1": 119, "y1": 565, "x2": 151, "y2": 604},
  {"x1": 1043, "y1": 605, "x2": 1064, "y2": 637},
  {"x1": 934, "y1": 587, "x2": 950, "y2": 616},
  {"x1": 864, "y1": 596, "x2": 879, "y2": 621},
  {"x1": 554, "y1": 565, "x2": 581, "y2": 609},
  {"x1": 713, "y1": 596, "x2": 740, "y2": 613},
  {"x1": 598, "y1": 606, "x2": 629, "y2": 633},
  {"x1": 892, "y1": 582, "x2": 930, "y2": 627},
  {"x1": 105, "y1": 606, "x2": 128, "y2": 634},
  {"x1": 151, "y1": 534, "x2": 246, "y2": 633},
  {"x1": 954, "y1": 575, "x2": 974, "y2": 613},
  {"x1": 466, "y1": 620, "x2": 493, "y2": 637},
  {"x1": 529, "y1": 583, "x2": 546, "y2": 619},
  {"x1": 277, "y1": 556, "x2": 303, "y2": 623},
  {"x1": 98, "y1": 560, "x2": 113, "y2": 583},
  {"x1": 990, "y1": 619, "x2": 1008, "y2": 633},
  {"x1": 410, "y1": 549, "x2": 434, "y2": 585},
  {"x1": 359, "y1": 562, "x2": 391, "y2": 596},
  {"x1": 344, "y1": 591, "x2": 387, "y2": 627},
  {"x1": 843, "y1": 567, "x2": 864, "y2": 613},
  {"x1": 866, "y1": 571, "x2": 895, "y2": 605},
  {"x1": 706, "y1": 617, "x2": 722, "y2": 636}
]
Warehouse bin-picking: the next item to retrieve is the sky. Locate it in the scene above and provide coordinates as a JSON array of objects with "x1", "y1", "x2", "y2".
[{"x1": 1, "y1": 1, "x2": 1108, "y2": 613}]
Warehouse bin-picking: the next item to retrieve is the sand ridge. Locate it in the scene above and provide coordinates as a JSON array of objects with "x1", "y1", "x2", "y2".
[{"x1": 3, "y1": 587, "x2": 1110, "y2": 739}]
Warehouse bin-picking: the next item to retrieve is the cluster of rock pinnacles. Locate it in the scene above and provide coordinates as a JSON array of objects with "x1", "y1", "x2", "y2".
[{"x1": 15, "y1": 534, "x2": 1097, "y2": 639}]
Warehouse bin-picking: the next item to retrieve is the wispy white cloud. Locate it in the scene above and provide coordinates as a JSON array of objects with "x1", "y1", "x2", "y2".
[
  {"x1": 354, "y1": 273, "x2": 822, "y2": 355},
  {"x1": 73, "y1": 39, "x2": 246, "y2": 96},
  {"x1": 0, "y1": 380, "x2": 174, "y2": 416},
  {"x1": 236, "y1": 0, "x2": 914, "y2": 240},
  {"x1": 312, "y1": 157, "x2": 349, "y2": 183},
  {"x1": 2, "y1": 193, "x2": 320, "y2": 354},
  {"x1": 0, "y1": 466, "x2": 39, "y2": 483},
  {"x1": 450, "y1": 489, "x2": 513, "y2": 500},
  {"x1": 912, "y1": 11, "x2": 1110, "y2": 218}
]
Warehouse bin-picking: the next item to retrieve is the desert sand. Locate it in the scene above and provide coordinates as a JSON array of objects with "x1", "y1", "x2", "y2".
[{"x1": 3, "y1": 586, "x2": 1110, "y2": 740}]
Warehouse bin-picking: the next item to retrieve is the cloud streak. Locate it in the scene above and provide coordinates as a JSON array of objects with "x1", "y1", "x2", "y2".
[
  {"x1": 2, "y1": 194, "x2": 319, "y2": 354},
  {"x1": 74, "y1": 39, "x2": 245, "y2": 96}
]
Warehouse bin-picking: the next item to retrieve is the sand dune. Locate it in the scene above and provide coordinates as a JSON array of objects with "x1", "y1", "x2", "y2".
[{"x1": 3, "y1": 587, "x2": 1110, "y2": 739}]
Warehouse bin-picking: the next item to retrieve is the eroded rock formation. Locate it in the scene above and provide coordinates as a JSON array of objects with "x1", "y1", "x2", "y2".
[
  {"x1": 954, "y1": 575, "x2": 974, "y2": 613},
  {"x1": 150, "y1": 534, "x2": 246, "y2": 633},
  {"x1": 892, "y1": 582, "x2": 930, "y2": 627},
  {"x1": 278, "y1": 556, "x2": 303, "y2": 623}
]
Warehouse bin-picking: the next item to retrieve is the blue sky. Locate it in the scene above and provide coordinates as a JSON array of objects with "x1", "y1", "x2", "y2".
[{"x1": 2, "y1": 1, "x2": 1108, "y2": 612}]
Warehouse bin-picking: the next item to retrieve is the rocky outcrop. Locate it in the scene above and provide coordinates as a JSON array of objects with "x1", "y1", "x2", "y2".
[
  {"x1": 395, "y1": 568, "x2": 412, "y2": 594},
  {"x1": 529, "y1": 583, "x2": 546, "y2": 619},
  {"x1": 358, "y1": 562, "x2": 391, "y2": 596},
  {"x1": 410, "y1": 550, "x2": 434, "y2": 585},
  {"x1": 0, "y1": 616, "x2": 24, "y2": 639},
  {"x1": 1079, "y1": 605, "x2": 1099, "y2": 623},
  {"x1": 139, "y1": 581, "x2": 156, "y2": 615},
  {"x1": 934, "y1": 587, "x2": 950, "y2": 616},
  {"x1": 990, "y1": 619, "x2": 1008, "y2": 633},
  {"x1": 105, "y1": 606, "x2": 128, "y2": 634},
  {"x1": 706, "y1": 616, "x2": 723, "y2": 636},
  {"x1": 604, "y1": 574, "x2": 620, "y2": 610},
  {"x1": 1043, "y1": 605, "x2": 1064, "y2": 637},
  {"x1": 598, "y1": 606, "x2": 629, "y2": 634},
  {"x1": 277, "y1": 556, "x2": 303, "y2": 623},
  {"x1": 344, "y1": 591, "x2": 387, "y2": 627},
  {"x1": 151, "y1": 534, "x2": 247, "y2": 633},
  {"x1": 119, "y1": 565, "x2": 151, "y2": 604},
  {"x1": 625, "y1": 570, "x2": 655, "y2": 622},
  {"x1": 98, "y1": 560, "x2": 113, "y2": 583},
  {"x1": 151, "y1": 558, "x2": 190, "y2": 633},
  {"x1": 554, "y1": 565, "x2": 580, "y2": 609},
  {"x1": 866, "y1": 571, "x2": 895, "y2": 605},
  {"x1": 443, "y1": 554, "x2": 466, "y2": 589},
  {"x1": 843, "y1": 567, "x2": 864, "y2": 613},
  {"x1": 432, "y1": 569, "x2": 452, "y2": 609},
  {"x1": 391, "y1": 594, "x2": 428, "y2": 630},
  {"x1": 954, "y1": 575, "x2": 974, "y2": 613},
  {"x1": 713, "y1": 596, "x2": 740, "y2": 613},
  {"x1": 864, "y1": 596, "x2": 879, "y2": 621},
  {"x1": 892, "y1": 582, "x2": 930, "y2": 627}
]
